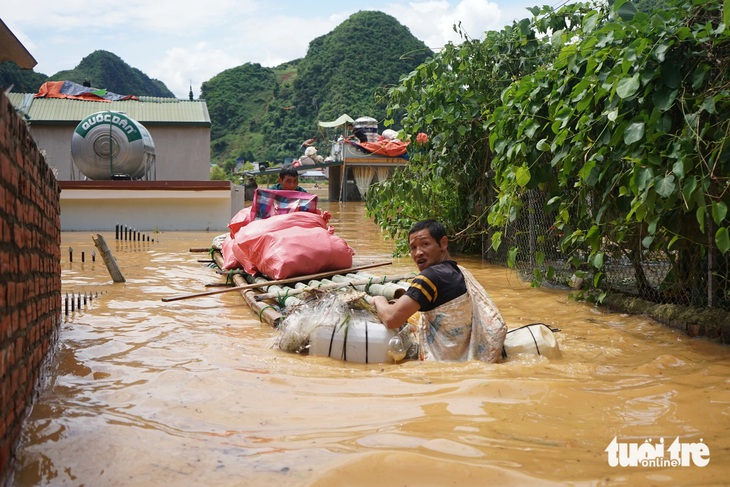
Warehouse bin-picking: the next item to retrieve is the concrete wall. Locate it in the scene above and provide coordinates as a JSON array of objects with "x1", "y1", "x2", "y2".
[
  {"x1": 29, "y1": 123, "x2": 210, "y2": 181},
  {"x1": 0, "y1": 91, "x2": 62, "y2": 484},
  {"x1": 59, "y1": 181, "x2": 237, "y2": 232}
]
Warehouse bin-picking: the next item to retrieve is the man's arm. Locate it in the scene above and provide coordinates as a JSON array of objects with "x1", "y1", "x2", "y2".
[{"x1": 372, "y1": 294, "x2": 421, "y2": 329}]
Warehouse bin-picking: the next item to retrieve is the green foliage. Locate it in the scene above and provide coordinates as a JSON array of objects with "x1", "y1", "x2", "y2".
[
  {"x1": 50, "y1": 50, "x2": 175, "y2": 97},
  {"x1": 0, "y1": 61, "x2": 47, "y2": 92},
  {"x1": 201, "y1": 63, "x2": 280, "y2": 141},
  {"x1": 368, "y1": 0, "x2": 730, "y2": 306},
  {"x1": 367, "y1": 6, "x2": 586, "y2": 252},
  {"x1": 489, "y1": 0, "x2": 730, "y2": 302}
]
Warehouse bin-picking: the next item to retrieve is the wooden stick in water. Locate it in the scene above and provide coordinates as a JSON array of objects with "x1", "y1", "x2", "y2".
[
  {"x1": 92, "y1": 234, "x2": 126, "y2": 283},
  {"x1": 161, "y1": 261, "x2": 392, "y2": 302}
]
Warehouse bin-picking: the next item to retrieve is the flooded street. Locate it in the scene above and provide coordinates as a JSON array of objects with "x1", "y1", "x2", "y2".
[{"x1": 11, "y1": 201, "x2": 730, "y2": 486}]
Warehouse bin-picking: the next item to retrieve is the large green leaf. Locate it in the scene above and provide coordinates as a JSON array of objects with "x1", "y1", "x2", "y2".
[
  {"x1": 712, "y1": 201, "x2": 728, "y2": 226},
  {"x1": 654, "y1": 174, "x2": 676, "y2": 197},
  {"x1": 507, "y1": 247, "x2": 518, "y2": 268},
  {"x1": 491, "y1": 231, "x2": 503, "y2": 251},
  {"x1": 653, "y1": 87, "x2": 677, "y2": 111},
  {"x1": 516, "y1": 166, "x2": 532, "y2": 187},
  {"x1": 616, "y1": 0, "x2": 638, "y2": 21},
  {"x1": 616, "y1": 73, "x2": 640, "y2": 99},
  {"x1": 624, "y1": 122, "x2": 645, "y2": 145},
  {"x1": 682, "y1": 176, "x2": 698, "y2": 206},
  {"x1": 716, "y1": 227, "x2": 730, "y2": 254}
]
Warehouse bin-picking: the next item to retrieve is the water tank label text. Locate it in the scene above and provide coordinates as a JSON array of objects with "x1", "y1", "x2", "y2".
[{"x1": 75, "y1": 112, "x2": 143, "y2": 142}]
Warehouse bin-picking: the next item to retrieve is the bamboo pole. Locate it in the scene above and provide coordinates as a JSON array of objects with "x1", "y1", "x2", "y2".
[
  {"x1": 162, "y1": 260, "x2": 392, "y2": 302},
  {"x1": 92, "y1": 234, "x2": 125, "y2": 283},
  {"x1": 212, "y1": 253, "x2": 282, "y2": 327},
  {"x1": 253, "y1": 274, "x2": 414, "y2": 301}
]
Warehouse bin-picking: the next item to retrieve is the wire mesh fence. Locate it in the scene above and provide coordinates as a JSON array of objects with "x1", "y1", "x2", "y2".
[{"x1": 488, "y1": 188, "x2": 729, "y2": 310}]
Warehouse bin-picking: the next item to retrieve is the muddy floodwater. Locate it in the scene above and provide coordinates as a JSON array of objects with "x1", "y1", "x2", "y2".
[{"x1": 10, "y1": 201, "x2": 730, "y2": 486}]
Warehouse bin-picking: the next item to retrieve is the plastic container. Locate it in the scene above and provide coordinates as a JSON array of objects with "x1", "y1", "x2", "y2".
[
  {"x1": 354, "y1": 116, "x2": 378, "y2": 143},
  {"x1": 504, "y1": 324, "x2": 561, "y2": 359},
  {"x1": 309, "y1": 320, "x2": 397, "y2": 363},
  {"x1": 71, "y1": 111, "x2": 155, "y2": 180}
]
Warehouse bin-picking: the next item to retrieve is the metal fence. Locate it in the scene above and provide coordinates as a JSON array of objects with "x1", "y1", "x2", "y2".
[{"x1": 489, "y1": 188, "x2": 728, "y2": 310}]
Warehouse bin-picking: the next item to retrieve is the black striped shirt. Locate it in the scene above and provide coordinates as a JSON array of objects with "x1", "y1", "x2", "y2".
[{"x1": 405, "y1": 260, "x2": 467, "y2": 312}]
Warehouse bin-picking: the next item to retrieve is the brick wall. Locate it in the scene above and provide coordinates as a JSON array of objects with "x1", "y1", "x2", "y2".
[{"x1": 0, "y1": 91, "x2": 62, "y2": 483}]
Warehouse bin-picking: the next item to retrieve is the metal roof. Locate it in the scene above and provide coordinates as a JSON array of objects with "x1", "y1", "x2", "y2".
[{"x1": 6, "y1": 93, "x2": 210, "y2": 126}]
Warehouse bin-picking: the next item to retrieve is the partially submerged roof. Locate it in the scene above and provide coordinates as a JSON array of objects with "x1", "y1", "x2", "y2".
[{"x1": 6, "y1": 92, "x2": 210, "y2": 126}]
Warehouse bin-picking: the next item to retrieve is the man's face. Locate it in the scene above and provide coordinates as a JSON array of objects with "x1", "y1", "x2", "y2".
[
  {"x1": 409, "y1": 229, "x2": 447, "y2": 271},
  {"x1": 279, "y1": 175, "x2": 299, "y2": 191}
]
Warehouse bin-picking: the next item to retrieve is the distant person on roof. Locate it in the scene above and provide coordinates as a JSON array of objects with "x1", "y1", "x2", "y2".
[{"x1": 300, "y1": 137, "x2": 318, "y2": 148}]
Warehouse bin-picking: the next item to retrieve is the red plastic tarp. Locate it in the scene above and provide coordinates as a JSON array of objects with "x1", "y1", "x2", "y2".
[{"x1": 35, "y1": 81, "x2": 139, "y2": 102}]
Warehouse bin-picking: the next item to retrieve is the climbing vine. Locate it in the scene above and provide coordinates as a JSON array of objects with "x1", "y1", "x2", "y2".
[
  {"x1": 367, "y1": 4, "x2": 589, "y2": 251},
  {"x1": 489, "y1": 0, "x2": 730, "y2": 303},
  {"x1": 368, "y1": 0, "x2": 730, "y2": 306}
]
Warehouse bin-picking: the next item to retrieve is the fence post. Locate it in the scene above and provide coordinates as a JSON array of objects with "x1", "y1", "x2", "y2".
[
  {"x1": 92, "y1": 234, "x2": 126, "y2": 283},
  {"x1": 708, "y1": 221, "x2": 716, "y2": 308}
]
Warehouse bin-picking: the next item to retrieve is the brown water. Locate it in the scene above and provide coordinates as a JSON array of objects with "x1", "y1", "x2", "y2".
[{"x1": 11, "y1": 201, "x2": 730, "y2": 486}]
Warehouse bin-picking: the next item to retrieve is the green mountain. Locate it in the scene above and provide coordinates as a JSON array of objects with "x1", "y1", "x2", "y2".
[
  {"x1": 49, "y1": 50, "x2": 175, "y2": 98},
  {"x1": 0, "y1": 50, "x2": 175, "y2": 98},
  {"x1": 202, "y1": 10, "x2": 433, "y2": 167},
  {"x1": 0, "y1": 61, "x2": 47, "y2": 93}
]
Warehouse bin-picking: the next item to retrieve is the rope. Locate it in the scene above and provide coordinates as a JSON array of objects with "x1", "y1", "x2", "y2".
[
  {"x1": 365, "y1": 277, "x2": 373, "y2": 293},
  {"x1": 258, "y1": 305, "x2": 275, "y2": 323},
  {"x1": 504, "y1": 322, "x2": 560, "y2": 357},
  {"x1": 506, "y1": 322, "x2": 560, "y2": 334},
  {"x1": 276, "y1": 288, "x2": 292, "y2": 307},
  {"x1": 365, "y1": 321, "x2": 369, "y2": 364},
  {"x1": 328, "y1": 322, "x2": 337, "y2": 357}
]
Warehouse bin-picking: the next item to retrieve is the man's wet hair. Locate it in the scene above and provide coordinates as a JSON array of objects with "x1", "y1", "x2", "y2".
[
  {"x1": 279, "y1": 165, "x2": 299, "y2": 179},
  {"x1": 409, "y1": 219, "x2": 446, "y2": 242}
]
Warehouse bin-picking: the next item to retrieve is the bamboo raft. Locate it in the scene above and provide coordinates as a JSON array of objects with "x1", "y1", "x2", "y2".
[{"x1": 179, "y1": 248, "x2": 416, "y2": 328}]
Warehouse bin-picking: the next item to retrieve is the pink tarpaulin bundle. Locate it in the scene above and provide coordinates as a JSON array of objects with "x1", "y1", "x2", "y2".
[
  {"x1": 229, "y1": 211, "x2": 353, "y2": 279},
  {"x1": 228, "y1": 189, "x2": 320, "y2": 236}
]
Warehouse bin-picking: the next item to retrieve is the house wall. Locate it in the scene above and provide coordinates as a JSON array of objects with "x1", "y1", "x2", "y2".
[
  {"x1": 147, "y1": 125, "x2": 210, "y2": 180},
  {"x1": 28, "y1": 123, "x2": 210, "y2": 181},
  {"x1": 59, "y1": 181, "x2": 236, "y2": 232},
  {"x1": 0, "y1": 91, "x2": 62, "y2": 484}
]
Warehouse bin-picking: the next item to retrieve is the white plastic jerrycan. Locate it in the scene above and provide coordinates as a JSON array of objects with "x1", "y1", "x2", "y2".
[
  {"x1": 504, "y1": 323, "x2": 561, "y2": 359},
  {"x1": 309, "y1": 320, "x2": 397, "y2": 364}
]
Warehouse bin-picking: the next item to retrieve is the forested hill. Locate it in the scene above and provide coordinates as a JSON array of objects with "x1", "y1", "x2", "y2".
[
  {"x1": 0, "y1": 50, "x2": 175, "y2": 98},
  {"x1": 51, "y1": 50, "x2": 175, "y2": 98},
  {"x1": 1, "y1": 10, "x2": 432, "y2": 169},
  {"x1": 201, "y1": 10, "x2": 433, "y2": 167}
]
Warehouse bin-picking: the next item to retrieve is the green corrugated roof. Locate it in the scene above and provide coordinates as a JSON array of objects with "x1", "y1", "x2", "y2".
[{"x1": 6, "y1": 93, "x2": 210, "y2": 126}]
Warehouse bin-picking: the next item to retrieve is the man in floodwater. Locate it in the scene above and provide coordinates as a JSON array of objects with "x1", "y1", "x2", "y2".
[
  {"x1": 372, "y1": 219, "x2": 507, "y2": 362},
  {"x1": 270, "y1": 165, "x2": 307, "y2": 192}
]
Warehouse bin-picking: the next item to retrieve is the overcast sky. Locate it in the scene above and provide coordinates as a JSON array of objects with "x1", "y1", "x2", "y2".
[{"x1": 4, "y1": 0, "x2": 574, "y2": 99}]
